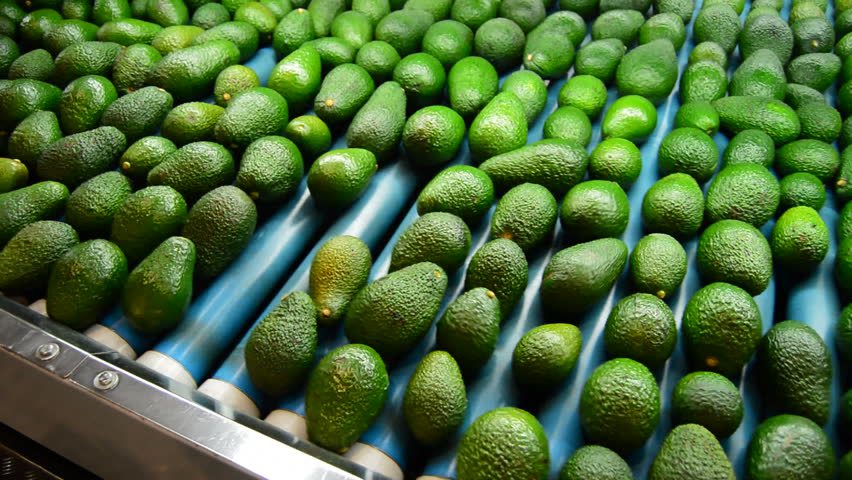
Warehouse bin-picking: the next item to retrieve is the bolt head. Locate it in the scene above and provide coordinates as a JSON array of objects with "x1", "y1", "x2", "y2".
[
  {"x1": 94, "y1": 371, "x2": 119, "y2": 391},
  {"x1": 35, "y1": 343, "x2": 60, "y2": 361}
]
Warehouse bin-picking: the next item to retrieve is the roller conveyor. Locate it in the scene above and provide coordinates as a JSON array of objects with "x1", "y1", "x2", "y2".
[{"x1": 2, "y1": 0, "x2": 850, "y2": 478}]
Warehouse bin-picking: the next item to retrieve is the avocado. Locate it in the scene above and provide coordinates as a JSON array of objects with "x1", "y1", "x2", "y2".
[
  {"x1": 214, "y1": 87, "x2": 288, "y2": 149},
  {"x1": 305, "y1": 344, "x2": 389, "y2": 453},
  {"x1": 0, "y1": 221, "x2": 78, "y2": 294},
  {"x1": 112, "y1": 44, "x2": 162, "y2": 95},
  {"x1": 683, "y1": 281, "x2": 762, "y2": 377},
  {"x1": 0, "y1": 79, "x2": 62, "y2": 131},
  {"x1": 575, "y1": 38, "x2": 626, "y2": 84},
  {"x1": 842, "y1": 204, "x2": 852, "y2": 243},
  {"x1": 307, "y1": 148, "x2": 376, "y2": 209},
  {"x1": 314, "y1": 63, "x2": 375, "y2": 125},
  {"x1": 730, "y1": 49, "x2": 787, "y2": 100},
  {"x1": 629, "y1": 233, "x2": 687, "y2": 300},
  {"x1": 473, "y1": 18, "x2": 525, "y2": 72},
  {"x1": 739, "y1": 13, "x2": 793, "y2": 63},
  {"x1": 787, "y1": 53, "x2": 841, "y2": 92},
  {"x1": 192, "y1": 3, "x2": 231, "y2": 29},
  {"x1": 417, "y1": 165, "x2": 494, "y2": 224},
  {"x1": 0, "y1": 159, "x2": 27, "y2": 194},
  {"x1": 92, "y1": 0, "x2": 130, "y2": 25},
  {"x1": 797, "y1": 102, "x2": 841, "y2": 143},
  {"x1": 649, "y1": 424, "x2": 735, "y2": 480},
  {"x1": 615, "y1": 39, "x2": 678, "y2": 105},
  {"x1": 697, "y1": 220, "x2": 772, "y2": 296},
  {"x1": 245, "y1": 291, "x2": 317, "y2": 396},
  {"x1": 523, "y1": 27, "x2": 575, "y2": 80},
  {"x1": 792, "y1": 17, "x2": 834, "y2": 54},
  {"x1": 309, "y1": 235, "x2": 372, "y2": 326},
  {"x1": 543, "y1": 107, "x2": 592, "y2": 146},
  {"x1": 0, "y1": 181, "x2": 68, "y2": 246},
  {"x1": 465, "y1": 238, "x2": 527, "y2": 316},
  {"x1": 705, "y1": 164, "x2": 780, "y2": 227},
  {"x1": 8, "y1": 49, "x2": 55, "y2": 82},
  {"x1": 236, "y1": 136, "x2": 303, "y2": 204},
  {"x1": 491, "y1": 183, "x2": 557, "y2": 253},
  {"x1": 145, "y1": 0, "x2": 189, "y2": 27},
  {"x1": 234, "y1": 2, "x2": 278, "y2": 40},
  {"x1": 355, "y1": 40, "x2": 401, "y2": 83},
  {"x1": 214, "y1": 65, "x2": 260, "y2": 107},
  {"x1": 37, "y1": 126, "x2": 127, "y2": 188},
  {"x1": 591, "y1": 9, "x2": 645, "y2": 44},
  {"x1": 723, "y1": 129, "x2": 774, "y2": 168},
  {"x1": 639, "y1": 13, "x2": 686, "y2": 48},
  {"x1": 541, "y1": 238, "x2": 628, "y2": 316},
  {"x1": 97, "y1": 19, "x2": 163, "y2": 45},
  {"x1": 374, "y1": 9, "x2": 434, "y2": 57},
  {"x1": 559, "y1": 75, "x2": 609, "y2": 120},
  {"x1": 479, "y1": 139, "x2": 589, "y2": 197},
  {"x1": 399, "y1": 104, "x2": 463, "y2": 164},
  {"x1": 65, "y1": 171, "x2": 132, "y2": 238},
  {"x1": 120, "y1": 136, "x2": 177, "y2": 181},
  {"x1": 468, "y1": 91, "x2": 527, "y2": 163},
  {"x1": 457, "y1": 407, "x2": 549, "y2": 480},
  {"x1": 671, "y1": 372, "x2": 743, "y2": 439},
  {"x1": 46, "y1": 239, "x2": 128, "y2": 329},
  {"x1": 391, "y1": 52, "x2": 446, "y2": 110},
  {"x1": 391, "y1": 211, "x2": 471, "y2": 273},
  {"x1": 58, "y1": 75, "x2": 118, "y2": 134},
  {"x1": 602, "y1": 95, "x2": 658, "y2": 142},
  {"x1": 451, "y1": 0, "x2": 498, "y2": 29},
  {"x1": 747, "y1": 414, "x2": 834, "y2": 480},
  {"x1": 8, "y1": 111, "x2": 62, "y2": 171},
  {"x1": 346, "y1": 81, "x2": 406, "y2": 161},
  {"x1": 19, "y1": 9, "x2": 62, "y2": 46},
  {"x1": 448, "y1": 56, "x2": 498, "y2": 119},
  {"x1": 285, "y1": 115, "x2": 332, "y2": 160},
  {"x1": 786, "y1": 83, "x2": 826, "y2": 109},
  {"x1": 152, "y1": 25, "x2": 205, "y2": 54},
  {"x1": 272, "y1": 8, "x2": 315, "y2": 56},
  {"x1": 580, "y1": 358, "x2": 660, "y2": 452},
  {"x1": 776, "y1": 139, "x2": 839, "y2": 181},
  {"x1": 779, "y1": 172, "x2": 826, "y2": 211},
  {"x1": 559, "y1": 445, "x2": 632, "y2": 480},
  {"x1": 589, "y1": 138, "x2": 643, "y2": 189},
  {"x1": 712, "y1": 96, "x2": 801, "y2": 144},
  {"x1": 436, "y1": 287, "x2": 501, "y2": 373},
  {"x1": 500, "y1": 70, "x2": 548, "y2": 125},
  {"x1": 757, "y1": 320, "x2": 832, "y2": 424},
  {"x1": 605, "y1": 293, "x2": 676, "y2": 368},
  {"x1": 838, "y1": 304, "x2": 852, "y2": 359},
  {"x1": 304, "y1": 37, "x2": 356, "y2": 72},
  {"x1": 267, "y1": 46, "x2": 321, "y2": 114},
  {"x1": 148, "y1": 141, "x2": 235, "y2": 201},
  {"x1": 353, "y1": 0, "x2": 390, "y2": 26},
  {"x1": 148, "y1": 39, "x2": 241, "y2": 101},
  {"x1": 122, "y1": 236, "x2": 195, "y2": 335},
  {"x1": 110, "y1": 186, "x2": 187, "y2": 264},
  {"x1": 52, "y1": 41, "x2": 122, "y2": 86},
  {"x1": 306, "y1": 0, "x2": 344, "y2": 37},
  {"x1": 330, "y1": 11, "x2": 373, "y2": 50},
  {"x1": 770, "y1": 206, "x2": 828, "y2": 272},
  {"x1": 192, "y1": 21, "x2": 259, "y2": 62},
  {"x1": 344, "y1": 262, "x2": 448, "y2": 360},
  {"x1": 560, "y1": 180, "x2": 629, "y2": 242},
  {"x1": 403, "y1": 350, "x2": 467, "y2": 446},
  {"x1": 689, "y1": 41, "x2": 728, "y2": 68},
  {"x1": 161, "y1": 102, "x2": 224, "y2": 146},
  {"x1": 680, "y1": 60, "x2": 728, "y2": 103},
  {"x1": 0, "y1": 35, "x2": 19, "y2": 79},
  {"x1": 642, "y1": 173, "x2": 705, "y2": 239},
  {"x1": 674, "y1": 102, "x2": 720, "y2": 136},
  {"x1": 222, "y1": 0, "x2": 250, "y2": 14},
  {"x1": 694, "y1": 4, "x2": 740, "y2": 53},
  {"x1": 513, "y1": 323, "x2": 582, "y2": 390},
  {"x1": 100, "y1": 86, "x2": 173, "y2": 142},
  {"x1": 422, "y1": 20, "x2": 473, "y2": 67}
]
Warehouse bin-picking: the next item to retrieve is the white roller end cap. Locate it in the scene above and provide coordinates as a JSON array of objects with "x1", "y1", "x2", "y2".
[
  {"x1": 417, "y1": 476, "x2": 451, "y2": 480},
  {"x1": 344, "y1": 443, "x2": 404, "y2": 480},
  {"x1": 198, "y1": 378, "x2": 260, "y2": 417},
  {"x1": 28, "y1": 299, "x2": 47, "y2": 315},
  {"x1": 265, "y1": 409, "x2": 308, "y2": 440},
  {"x1": 136, "y1": 350, "x2": 196, "y2": 388},
  {"x1": 85, "y1": 324, "x2": 137, "y2": 359}
]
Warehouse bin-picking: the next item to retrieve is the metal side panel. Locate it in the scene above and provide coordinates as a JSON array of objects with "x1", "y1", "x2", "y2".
[{"x1": 0, "y1": 299, "x2": 389, "y2": 480}]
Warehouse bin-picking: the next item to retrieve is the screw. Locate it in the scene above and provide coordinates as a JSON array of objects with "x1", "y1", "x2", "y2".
[
  {"x1": 93, "y1": 371, "x2": 119, "y2": 391},
  {"x1": 35, "y1": 343, "x2": 59, "y2": 361}
]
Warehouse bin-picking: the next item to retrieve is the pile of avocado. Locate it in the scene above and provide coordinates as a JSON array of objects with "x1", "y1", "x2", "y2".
[{"x1": 1, "y1": 0, "x2": 852, "y2": 477}]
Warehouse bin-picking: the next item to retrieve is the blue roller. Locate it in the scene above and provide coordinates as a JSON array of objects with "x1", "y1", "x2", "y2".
[{"x1": 204, "y1": 158, "x2": 421, "y2": 411}]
